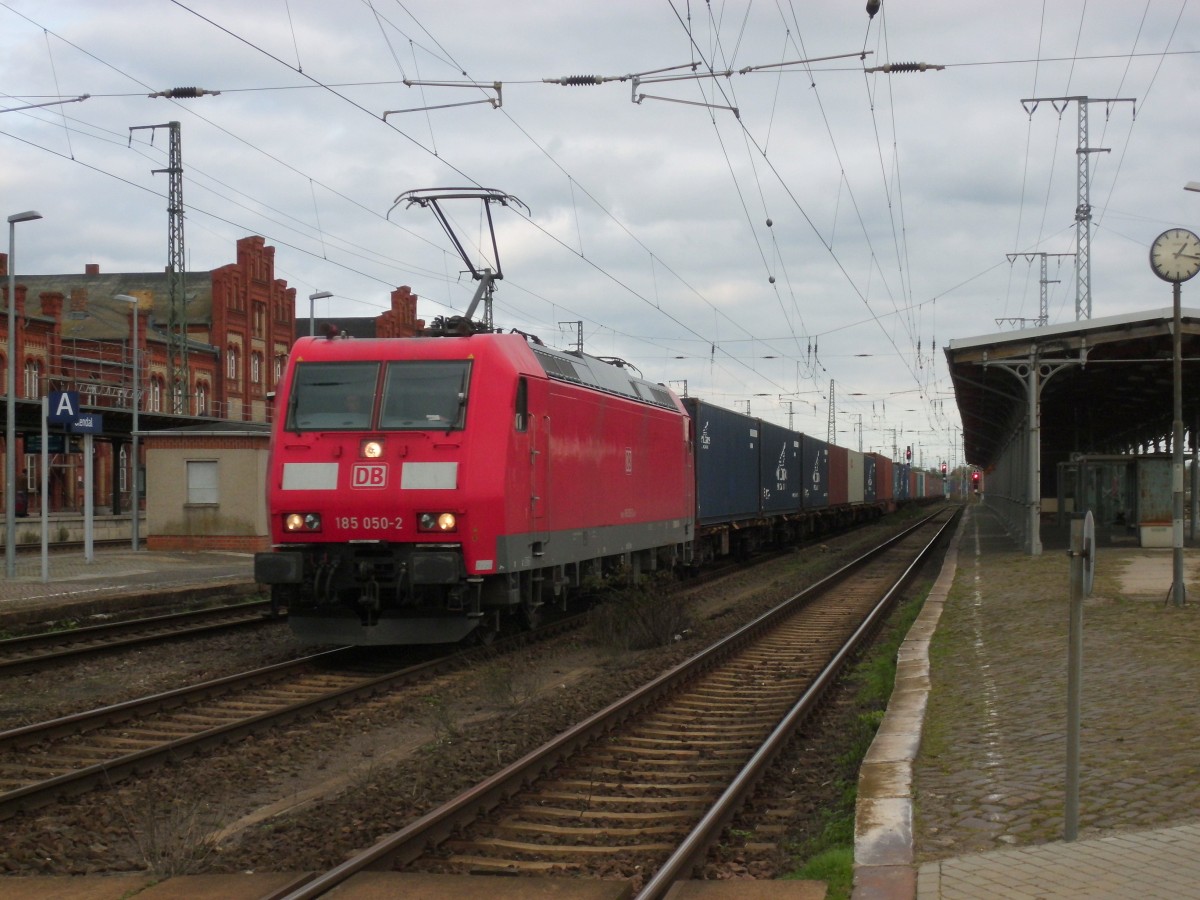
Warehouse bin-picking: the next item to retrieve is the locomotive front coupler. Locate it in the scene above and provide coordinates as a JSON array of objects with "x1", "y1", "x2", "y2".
[{"x1": 360, "y1": 579, "x2": 381, "y2": 625}]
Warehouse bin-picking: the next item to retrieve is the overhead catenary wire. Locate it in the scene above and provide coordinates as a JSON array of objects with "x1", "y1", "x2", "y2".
[{"x1": 1, "y1": 1, "x2": 1194, "y2": 449}]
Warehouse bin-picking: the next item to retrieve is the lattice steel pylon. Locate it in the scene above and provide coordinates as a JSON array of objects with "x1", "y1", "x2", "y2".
[
  {"x1": 130, "y1": 120, "x2": 189, "y2": 413},
  {"x1": 1005, "y1": 251, "x2": 1075, "y2": 326},
  {"x1": 1020, "y1": 95, "x2": 1135, "y2": 320},
  {"x1": 827, "y1": 380, "x2": 835, "y2": 444}
]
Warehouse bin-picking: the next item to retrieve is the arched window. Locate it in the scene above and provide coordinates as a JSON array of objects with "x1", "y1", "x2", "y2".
[
  {"x1": 227, "y1": 345, "x2": 239, "y2": 380},
  {"x1": 151, "y1": 378, "x2": 163, "y2": 412},
  {"x1": 251, "y1": 351, "x2": 262, "y2": 385},
  {"x1": 195, "y1": 382, "x2": 209, "y2": 416},
  {"x1": 119, "y1": 445, "x2": 129, "y2": 492}
]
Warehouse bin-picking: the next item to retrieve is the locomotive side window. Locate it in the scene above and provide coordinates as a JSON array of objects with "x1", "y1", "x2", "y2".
[
  {"x1": 287, "y1": 362, "x2": 379, "y2": 430},
  {"x1": 515, "y1": 377, "x2": 528, "y2": 432},
  {"x1": 380, "y1": 360, "x2": 471, "y2": 430}
]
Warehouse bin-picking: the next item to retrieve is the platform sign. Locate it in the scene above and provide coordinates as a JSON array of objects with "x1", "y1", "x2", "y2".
[
  {"x1": 70, "y1": 412, "x2": 103, "y2": 434},
  {"x1": 24, "y1": 434, "x2": 81, "y2": 454},
  {"x1": 47, "y1": 390, "x2": 81, "y2": 424}
]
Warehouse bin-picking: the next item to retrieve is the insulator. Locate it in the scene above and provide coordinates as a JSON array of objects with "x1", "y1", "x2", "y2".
[
  {"x1": 559, "y1": 75, "x2": 602, "y2": 86},
  {"x1": 149, "y1": 86, "x2": 220, "y2": 98}
]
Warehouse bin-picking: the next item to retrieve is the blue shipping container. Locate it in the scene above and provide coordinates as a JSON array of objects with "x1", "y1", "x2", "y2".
[
  {"x1": 864, "y1": 453, "x2": 877, "y2": 503},
  {"x1": 759, "y1": 420, "x2": 801, "y2": 514},
  {"x1": 800, "y1": 434, "x2": 830, "y2": 509},
  {"x1": 683, "y1": 398, "x2": 761, "y2": 525}
]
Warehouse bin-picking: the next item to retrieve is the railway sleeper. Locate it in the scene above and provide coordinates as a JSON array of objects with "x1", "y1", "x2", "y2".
[
  {"x1": 496, "y1": 820, "x2": 684, "y2": 838},
  {"x1": 508, "y1": 811, "x2": 700, "y2": 825},
  {"x1": 442, "y1": 837, "x2": 678, "y2": 856}
]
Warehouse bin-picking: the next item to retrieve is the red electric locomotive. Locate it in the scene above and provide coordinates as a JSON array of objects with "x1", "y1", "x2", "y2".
[{"x1": 255, "y1": 330, "x2": 696, "y2": 645}]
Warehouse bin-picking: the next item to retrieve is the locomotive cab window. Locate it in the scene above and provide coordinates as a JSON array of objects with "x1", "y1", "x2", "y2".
[
  {"x1": 380, "y1": 360, "x2": 471, "y2": 430},
  {"x1": 514, "y1": 377, "x2": 528, "y2": 432},
  {"x1": 286, "y1": 361, "x2": 380, "y2": 431}
]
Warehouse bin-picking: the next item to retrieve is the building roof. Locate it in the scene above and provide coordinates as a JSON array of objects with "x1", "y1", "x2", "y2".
[
  {"x1": 294, "y1": 316, "x2": 380, "y2": 341},
  {"x1": 144, "y1": 421, "x2": 271, "y2": 438},
  {"x1": 945, "y1": 306, "x2": 1200, "y2": 470},
  {"x1": 14, "y1": 270, "x2": 213, "y2": 344}
]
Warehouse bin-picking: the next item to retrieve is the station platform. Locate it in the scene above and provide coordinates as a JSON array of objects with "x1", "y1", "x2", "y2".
[
  {"x1": 855, "y1": 502, "x2": 1200, "y2": 899},
  {"x1": 0, "y1": 545, "x2": 260, "y2": 627}
]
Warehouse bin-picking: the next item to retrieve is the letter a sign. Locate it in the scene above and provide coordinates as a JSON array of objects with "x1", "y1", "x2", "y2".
[{"x1": 47, "y1": 390, "x2": 81, "y2": 424}]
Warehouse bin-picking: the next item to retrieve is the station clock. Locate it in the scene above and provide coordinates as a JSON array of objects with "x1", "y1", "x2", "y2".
[{"x1": 1149, "y1": 228, "x2": 1200, "y2": 283}]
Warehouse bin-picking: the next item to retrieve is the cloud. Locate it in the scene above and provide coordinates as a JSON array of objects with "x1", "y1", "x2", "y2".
[{"x1": 2, "y1": 0, "x2": 1198, "y2": 464}]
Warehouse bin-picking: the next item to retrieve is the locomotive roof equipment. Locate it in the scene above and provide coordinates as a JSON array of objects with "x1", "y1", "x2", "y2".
[{"x1": 388, "y1": 188, "x2": 529, "y2": 337}]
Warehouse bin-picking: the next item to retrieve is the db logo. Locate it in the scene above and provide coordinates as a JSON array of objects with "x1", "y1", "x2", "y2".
[{"x1": 351, "y1": 464, "x2": 388, "y2": 489}]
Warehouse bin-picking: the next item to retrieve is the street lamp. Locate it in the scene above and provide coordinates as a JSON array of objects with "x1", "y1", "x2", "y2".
[
  {"x1": 308, "y1": 291, "x2": 332, "y2": 337},
  {"x1": 114, "y1": 294, "x2": 140, "y2": 551},
  {"x1": 6, "y1": 210, "x2": 42, "y2": 579}
]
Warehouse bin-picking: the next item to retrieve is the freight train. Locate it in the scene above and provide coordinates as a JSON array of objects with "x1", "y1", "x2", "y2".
[{"x1": 254, "y1": 329, "x2": 943, "y2": 645}]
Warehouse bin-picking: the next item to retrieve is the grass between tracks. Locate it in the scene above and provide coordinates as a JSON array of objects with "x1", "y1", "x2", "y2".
[{"x1": 782, "y1": 580, "x2": 931, "y2": 900}]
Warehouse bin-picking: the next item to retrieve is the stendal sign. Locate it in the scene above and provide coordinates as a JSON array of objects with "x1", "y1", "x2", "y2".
[{"x1": 70, "y1": 413, "x2": 103, "y2": 434}]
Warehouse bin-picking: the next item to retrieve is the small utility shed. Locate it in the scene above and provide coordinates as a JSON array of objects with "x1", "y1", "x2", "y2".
[
  {"x1": 143, "y1": 421, "x2": 272, "y2": 552},
  {"x1": 944, "y1": 306, "x2": 1200, "y2": 554}
]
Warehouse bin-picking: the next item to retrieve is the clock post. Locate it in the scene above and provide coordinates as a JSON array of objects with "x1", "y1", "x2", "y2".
[
  {"x1": 1170, "y1": 277, "x2": 1184, "y2": 608},
  {"x1": 1149, "y1": 227, "x2": 1200, "y2": 607}
]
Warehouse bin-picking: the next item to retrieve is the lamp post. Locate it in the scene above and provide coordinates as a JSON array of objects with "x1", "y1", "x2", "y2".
[
  {"x1": 308, "y1": 291, "x2": 332, "y2": 337},
  {"x1": 114, "y1": 294, "x2": 140, "y2": 551},
  {"x1": 6, "y1": 210, "x2": 42, "y2": 579}
]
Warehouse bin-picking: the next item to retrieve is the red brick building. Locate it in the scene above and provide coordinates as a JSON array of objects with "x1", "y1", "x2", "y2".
[{"x1": 1, "y1": 235, "x2": 421, "y2": 518}]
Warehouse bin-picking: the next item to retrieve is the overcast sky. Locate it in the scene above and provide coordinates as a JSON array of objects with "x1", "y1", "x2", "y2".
[{"x1": 3, "y1": 0, "x2": 1199, "y2": 467}]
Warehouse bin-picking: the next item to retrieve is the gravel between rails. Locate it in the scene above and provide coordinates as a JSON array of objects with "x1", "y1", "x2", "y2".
[{"x1": 0, "y1": 509, "x2": 939, "y2": 878}]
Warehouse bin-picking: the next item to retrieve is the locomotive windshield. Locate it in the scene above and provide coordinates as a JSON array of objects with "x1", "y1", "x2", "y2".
[
  {"x1": 379, "y1": 360, "x2": 471, "y2": 430},
  {"x1": 285, "y1": 361, "x2": 380, "y2": 430}
]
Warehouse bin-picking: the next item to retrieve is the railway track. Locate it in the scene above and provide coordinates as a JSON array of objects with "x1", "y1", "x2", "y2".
[
  {"x1": 0, "y1": 600, "x2": 280, "y2": 674},
  {"x1": 0, "y1": 610, "x2": 587, "y2": 821},
  {"x1": 272, "y1": 507, "x2": 958, "y2": 900}
]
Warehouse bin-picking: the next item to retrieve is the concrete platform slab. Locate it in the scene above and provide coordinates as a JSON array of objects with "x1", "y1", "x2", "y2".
[
  {"x1": 136, "y1": 871, "x2": 311, "y2": 898},
  {"x1": 664, "y1": 879, "x2": 826, "y2": 899},
  {"x1": 326, "y1": 871, "x2": 634, "y2": 898},
  {"x1": 0, "y1": 875, "x2": 153, "y2": 900}
]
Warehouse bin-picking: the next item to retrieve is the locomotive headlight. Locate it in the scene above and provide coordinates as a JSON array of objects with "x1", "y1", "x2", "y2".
[
  {"x1": 361, "y1": 439, "x2": 384, "y2": 459},
  {"x1": 418, "y1": 512, "x2": 457, "y2": 533},
  {"x1": 284, "y1": 512, "x2": 321, "y2": 532}
]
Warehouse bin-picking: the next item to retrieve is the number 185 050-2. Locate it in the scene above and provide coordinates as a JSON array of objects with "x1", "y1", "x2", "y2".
[{"x1": 335, "y1": 516, "x2": 403, "y2": 530}]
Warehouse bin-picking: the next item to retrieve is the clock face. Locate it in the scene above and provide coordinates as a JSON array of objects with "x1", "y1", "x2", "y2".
[{"x1": 1149, "y1": 228, "x2": 1200, "y2": 283}]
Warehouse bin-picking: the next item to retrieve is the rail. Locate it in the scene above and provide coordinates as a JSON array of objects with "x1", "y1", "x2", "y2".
[{"x1": 269, "y1": 508, "x2": 958, "y2": 899}]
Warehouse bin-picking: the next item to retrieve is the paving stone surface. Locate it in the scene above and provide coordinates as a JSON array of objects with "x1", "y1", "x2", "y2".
[{"x1": 912, "y1": 505, "x2": 1200, "y2": 862}]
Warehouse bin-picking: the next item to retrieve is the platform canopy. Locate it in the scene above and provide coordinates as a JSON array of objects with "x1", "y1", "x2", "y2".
[{"x1": 945, "y1": 306, "x2": 1200, "y2": 474}]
